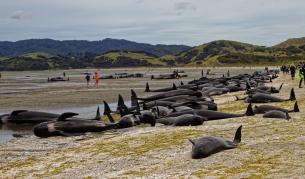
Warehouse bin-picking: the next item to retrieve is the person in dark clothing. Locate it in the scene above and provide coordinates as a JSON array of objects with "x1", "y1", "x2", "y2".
[
  {"x1": 63, "y1": 72, "x2": 66, "y2": 77},
  {"x1": 85, "y1": 74, "x2": 90, "y2": 87},
  {"x1": 290, "y1": 65, "x2": 296, "y2": 80}
]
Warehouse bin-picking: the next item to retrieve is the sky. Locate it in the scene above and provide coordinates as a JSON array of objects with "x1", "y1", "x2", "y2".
[{"x1": 1, "y1": 0, "x2": 305, "y2": 46}]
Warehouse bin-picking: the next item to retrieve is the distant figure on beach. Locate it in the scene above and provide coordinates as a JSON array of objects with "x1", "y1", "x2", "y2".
[
  {"x1": 299, "y1": 65, "x2": 305, "y2": 88},
  {"x1": 227, "y1": 70, "x2": 230, "y2": 77},
  {"x1": 290, "y1": 65, "x2": 296, "y2": 80},
  {"x1": 0, "y1": 72, "x2": 2, "y2": 79},
  {"x1": 63, "y1": 72, "x2": 66, "y2": 77},
  {"x1": 206, "y1": 69, "x2": 211, "y2": 75},
  {"x1": 85, "y1": 74, "x2": 90, "y2": 87},
  {"x1": 201, "y1": 70, "x2": 204, "y2": 77},
  {"x1": 94, "y1": 72, "x2": 100, "y2": 88}
]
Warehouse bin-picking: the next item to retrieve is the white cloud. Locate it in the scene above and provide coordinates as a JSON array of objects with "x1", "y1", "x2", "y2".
[
  {"x1": 10, "y1": 10, "x2": 31, "y2": 20},
  {"x1": 0, "y1": 0, "x2": 305, "y2": 46}
]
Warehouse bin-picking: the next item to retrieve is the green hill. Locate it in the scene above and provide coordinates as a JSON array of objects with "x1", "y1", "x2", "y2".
[
  {"x1": 92, "y1": 51, "x2": 166, "y2": 67},
  {"x1": 274, "y1": 37, "x2": 305, "y2": 48},
  {"x1": 2, "y1": 38, "x2": 305, "y2": 71},
  {"x1": 174, "y1": 40, "x2": 305, "y2": 66},
  {"x1": 0, "y1": 52, "x2": 86, "y2": 71}
]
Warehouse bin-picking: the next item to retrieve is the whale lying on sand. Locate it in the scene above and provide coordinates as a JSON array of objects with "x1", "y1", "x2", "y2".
[{"x1": 189, "y1": 125, "x2": 242, "y2": 159}]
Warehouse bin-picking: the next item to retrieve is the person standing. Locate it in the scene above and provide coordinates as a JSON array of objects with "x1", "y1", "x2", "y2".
[
  {"x1": 299, "y1": 65, "x2": 305, "y2": 88},
  {"x1": 94, "y1": 72, "x2": 100, "y2": 88},
  {"x1": 85, "y1": 73, "x2": 90, "y2": 87},
  {"x1": 290, "y1": 65, "x2": 296, "y2": 80}
]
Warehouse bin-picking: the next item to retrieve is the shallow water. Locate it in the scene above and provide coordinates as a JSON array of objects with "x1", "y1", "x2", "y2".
[{"x1": 0, "y1": 101, "x2": 123, "y2": 143}]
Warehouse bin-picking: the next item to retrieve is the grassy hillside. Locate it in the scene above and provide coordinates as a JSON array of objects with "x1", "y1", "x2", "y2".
[
  {"x1": 274, "y1": 37, "x2": 305, "y2": 48},
  {"x1": 174, "y1": 40, "x2": 305, "y2": 66},
  {"x1": 2, "y1": 38, "x2": 305, "y2": 70},
  {"x1": 93, "y1": 51, "x2": 166, "y2": 67}
]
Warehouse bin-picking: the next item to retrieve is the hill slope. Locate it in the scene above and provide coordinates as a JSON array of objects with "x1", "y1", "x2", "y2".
[
  {"x1": 2, "y1": 38, "x2": 305, "y2": 70},
  {"x1": 174, "y1": 40, "x2": 305, "y2": 66},
  {"x1": 274, "y1": 37, "x2": 305, "y2": 48},
  {"x1": 0, "y1": 38, "x2": 191, "y2": 57}
]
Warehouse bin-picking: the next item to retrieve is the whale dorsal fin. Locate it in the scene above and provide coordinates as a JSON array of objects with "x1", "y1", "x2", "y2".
[
  {"x1": 294, "y1": 101, "x2": 300, "y2": 112},
  {"x1": 173, "y1": 83, "x2": 177, "y2": 90},
  {"x1": 95, "y1": 106, "x2": 101, "y2": 120},
  {"x1": 11, "y1": 110, "x2": 28, "y2": 116},
  {"x1": 145, "y1": 83, "x2": 150, "y2": 92},
  {"x1": 118, "y1": 94, "x2": 125, "y2": 107},
  {"x1": 233, "y1": 125, "x2": 242, "y2": 144},
  {"x1": 245, "y1": 103, "x2": 255, "y2": 116},
  {"x1": 103, "y1": 101, "x2": 112, "y2": 115},
  {"x1": 289, "y1": 88, "x2": 296, "y2": 101},
  {"x1": 57, "y1": 112, "x2": 78, "y2": 121}
]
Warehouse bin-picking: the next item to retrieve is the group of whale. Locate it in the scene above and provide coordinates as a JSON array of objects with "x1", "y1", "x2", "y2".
[{"x1": 0, "y1": 69, "x2": 299, "y2": 159}]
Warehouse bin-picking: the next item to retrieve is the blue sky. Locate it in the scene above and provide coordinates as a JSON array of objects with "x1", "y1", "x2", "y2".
[{"x1": 1, "y1": 0, "x2": 305, "y2": 46}]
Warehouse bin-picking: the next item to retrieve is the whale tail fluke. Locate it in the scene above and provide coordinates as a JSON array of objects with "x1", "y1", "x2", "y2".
[
  {"x1": 289, "y1": 88, "x2": 296, "y2": 101},
  {"x1": 233, "y1": 125, "x2": 242, "y2": 144},
  {"x1": 294, "y1": 101, "x2": 300, "y2": 112},
  {"x1": 145, "y1": 83, "x2": 150, "y2": 92},
  {"x1": 245, "y1": 103, "x2": 255, "y2": 116}
]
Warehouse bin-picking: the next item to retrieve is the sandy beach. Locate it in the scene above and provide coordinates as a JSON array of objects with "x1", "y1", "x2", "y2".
[{"x1": 2, "y1": 67, "x2": 305, "y2": 178}]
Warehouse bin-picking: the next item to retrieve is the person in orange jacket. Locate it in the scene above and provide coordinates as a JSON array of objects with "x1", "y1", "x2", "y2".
[{"x1": 94, "y1": 72, "x2": 100, "y2": 88}]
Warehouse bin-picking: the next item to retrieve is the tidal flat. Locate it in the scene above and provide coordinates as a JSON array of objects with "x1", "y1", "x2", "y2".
[{"x1": 2, "y1": 67, "x2": 305, "y2": 178}]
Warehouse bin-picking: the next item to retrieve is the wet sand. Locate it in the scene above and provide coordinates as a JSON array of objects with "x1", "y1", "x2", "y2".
[{"x1": 3, "y1": 67, "x2": 305, "y2": 178}]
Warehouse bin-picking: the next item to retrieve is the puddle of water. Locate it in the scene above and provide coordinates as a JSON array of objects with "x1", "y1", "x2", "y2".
[{"x1": 0, "y1": 101, "x2": 128, "y2": 144}]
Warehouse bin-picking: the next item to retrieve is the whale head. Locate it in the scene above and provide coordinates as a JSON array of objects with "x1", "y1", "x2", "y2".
[{"x1": 0, "y1": 114, "x2": 10, "y2": 124}]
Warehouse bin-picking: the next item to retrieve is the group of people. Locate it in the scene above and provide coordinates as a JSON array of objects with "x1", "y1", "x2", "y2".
[
  {"x1": 280, "y1": 64, "x2": 305, "y2": 88},
  {"x1": 85, "y1": 72, "x2": 100, "y2": 88}
]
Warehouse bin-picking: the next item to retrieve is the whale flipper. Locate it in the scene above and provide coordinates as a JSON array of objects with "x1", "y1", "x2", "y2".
[
  {"x1": 58, "y1": 131, "x2": 83, "y2": 137},
  {"x1": 57, "y1": 112, "x2": 78, "y2": 121}
]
